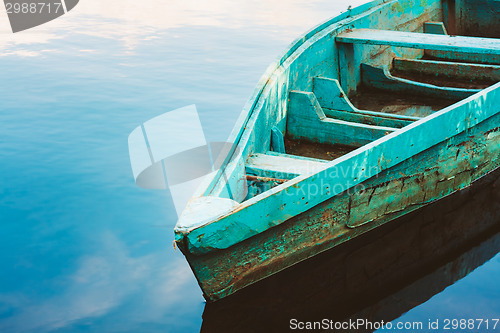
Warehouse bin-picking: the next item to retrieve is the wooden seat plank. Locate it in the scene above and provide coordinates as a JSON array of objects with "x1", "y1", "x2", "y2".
[
  {"x1": 336, "y1": 29, "x2": 500, "y2": 55},
  {"x1": 246, "y1": 153, "x2": 326, "y2": 180}
]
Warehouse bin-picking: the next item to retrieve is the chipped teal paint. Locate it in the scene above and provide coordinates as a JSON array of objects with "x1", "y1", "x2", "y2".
[
  {"x1": 313, "y1": 77, "x2": 357, "y2": 112},
  {"x1": 393, "y1": 58, "x2": 500, "y2": 82},
  {"x1": 313, "y1": 77, "x2": 419, "y2": 127},
  {"x1": 245, "y1": 153, "x2": 326, "y2": 180},
  {"x1": 173, "y1": 0, "x2": 500, "y2": 301},
  {"x1": 287, "y1": 90, "x2": 396, "y2": 146},
  {"x1": 313, "y1": 77, "x2": 420, "y2": 119}
]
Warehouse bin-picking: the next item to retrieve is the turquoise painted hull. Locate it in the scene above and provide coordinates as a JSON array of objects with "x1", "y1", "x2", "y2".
[
  {"x1": 201, "y1": 173, "x2": 500, "y2": 330},
  {"x1": 172, "y1": 0, "x2": 500, "y2": 301}
]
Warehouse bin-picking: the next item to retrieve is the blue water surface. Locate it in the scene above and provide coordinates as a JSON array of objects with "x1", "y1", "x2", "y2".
[{"x1": 0, "y1": 1, "x2": 498, "y2": 332}]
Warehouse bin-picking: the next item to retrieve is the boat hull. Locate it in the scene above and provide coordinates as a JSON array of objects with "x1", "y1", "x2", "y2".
[
  {"x1": 185, "y1": 109, "x2": 500, "y2": 301},
  {"x1": 201, "y1": 172, "x2": 500, "y2": 331},
  {"x1": 171, "y1": 0, "x2": 500, "y2": 301}
]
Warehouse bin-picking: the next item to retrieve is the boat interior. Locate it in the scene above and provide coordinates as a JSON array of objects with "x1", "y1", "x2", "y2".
[{"x1": 205, "y1": 0, "x2": 500, "y2": 203}]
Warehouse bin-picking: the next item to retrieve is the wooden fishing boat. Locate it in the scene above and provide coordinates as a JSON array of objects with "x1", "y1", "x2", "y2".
[{"x1": 170, "y1": 0, "x2": 500, "y2": 301}]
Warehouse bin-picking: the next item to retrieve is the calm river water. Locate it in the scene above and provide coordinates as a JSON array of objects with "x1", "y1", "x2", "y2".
[{"x1": 0, "y1": 1, "x2": 499, "y2": 332}]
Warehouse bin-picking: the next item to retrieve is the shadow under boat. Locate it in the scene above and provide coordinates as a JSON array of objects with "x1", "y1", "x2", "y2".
[{"x1": 201, "y1": 167, "x2": 500, "y2": 333}]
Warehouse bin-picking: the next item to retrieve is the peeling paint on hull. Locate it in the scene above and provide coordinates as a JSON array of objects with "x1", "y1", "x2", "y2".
[
  {"x1": 187, "y1": 113, "x2": 500, "y2": 301},
  {"x1": 170, "y1": 0, "x2": 500, "y2": 301}
]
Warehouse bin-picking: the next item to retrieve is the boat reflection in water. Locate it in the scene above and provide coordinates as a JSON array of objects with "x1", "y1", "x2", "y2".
[{"x1": 201, "y1": 169, "x2": 500, "y2": 332}]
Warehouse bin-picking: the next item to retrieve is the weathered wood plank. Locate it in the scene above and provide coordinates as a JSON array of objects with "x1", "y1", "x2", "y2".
[
  {"x1": 323, "y1": 108, "x2": 414, "y2": 128},
  {"x1": 393, "y1": 58, "x2": 500, "y2": 82},
  {"x1": 336, "y1": 29, "x2": 500, "y2": 55},
  {"x1": 425, "y1": 50, "x2": 500, "y2": 65},
  {"x1": 313, "y1": 77, "x2": 418, "y2": 127},
  {"x1": 313, "y1": 76, "x2": 357, "y2": 112},
  {"x1": 245, "y1": 153, "x2": 326, "y2": 180},
  {"x1": 362, "y1": 63, "x2": 479, "y2": 99},
  {"x1": 286, "y1": 90, "x2": 396, "y2": 146},
  {"x1": 313, "y1": 77, "x2": 419, "y2": 119},
  {"x1": 266, "y1": 151, "x2": 328, "y2": 163},
  {"x1": 338, "y1": 42, "x2": 358, "y2": 96}
]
